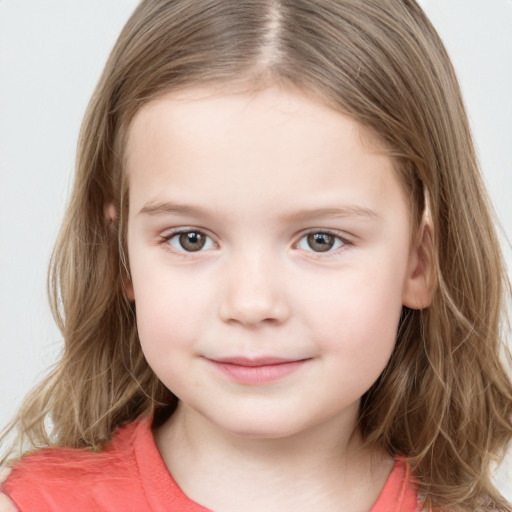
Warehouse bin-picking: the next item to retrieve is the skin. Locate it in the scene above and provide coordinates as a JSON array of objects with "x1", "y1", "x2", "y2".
[
  {"x1": 124, "y1": 86, "x2": 431, "y2": 512},
  {"x1": 0, "y1": 495, "x2": 17, "y2": 512}
]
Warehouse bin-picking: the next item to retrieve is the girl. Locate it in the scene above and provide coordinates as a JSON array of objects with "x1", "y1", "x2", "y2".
[{"x1": 1, "y1": 1, "x2": 511, "y2": 510}]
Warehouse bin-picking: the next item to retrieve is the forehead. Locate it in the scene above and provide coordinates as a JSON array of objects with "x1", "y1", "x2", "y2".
[
  {"x1": 125, "y1": 85, "x2": 391, "y2": 161},
  {"x1": 124, "y1": 86, "x2": 407, "y2": 223}
]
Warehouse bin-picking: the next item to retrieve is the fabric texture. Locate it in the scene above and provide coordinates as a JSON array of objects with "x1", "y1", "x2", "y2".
[{"x1": 2, "y1": 416, "x2": 418, "y2": 511}]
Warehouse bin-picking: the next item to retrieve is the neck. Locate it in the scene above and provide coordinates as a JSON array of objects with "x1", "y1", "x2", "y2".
[{"x1": 154, "y1": 402, "x2": 394, "y2": 512}]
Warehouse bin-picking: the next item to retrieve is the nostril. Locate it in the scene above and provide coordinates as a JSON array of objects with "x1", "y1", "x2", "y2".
[{"x1": 219, "y1": 290, "x2": 290, "y2": 326}]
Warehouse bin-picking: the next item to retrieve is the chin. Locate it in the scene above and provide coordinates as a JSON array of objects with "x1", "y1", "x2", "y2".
[
  {"x1": 212, "y1": 414, "x2": 308, "y2": 440},
  {"x1": 229, "y1": 427, "x2": 293, "y2": 439}
]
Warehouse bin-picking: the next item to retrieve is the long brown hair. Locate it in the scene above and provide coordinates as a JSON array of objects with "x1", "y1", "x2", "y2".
[{"x1": 2, "y1": 1, "x2": 511, "y2": 509}]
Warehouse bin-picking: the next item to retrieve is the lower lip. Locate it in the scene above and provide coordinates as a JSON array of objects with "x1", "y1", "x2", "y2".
[{"x1": 210, "y1": 360, "x2": 308, "y2": 385}]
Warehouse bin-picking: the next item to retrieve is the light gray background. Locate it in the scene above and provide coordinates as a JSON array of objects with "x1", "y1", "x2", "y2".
[{"x1": 1, "y1": 0, "x2": 511, "y2": 500}]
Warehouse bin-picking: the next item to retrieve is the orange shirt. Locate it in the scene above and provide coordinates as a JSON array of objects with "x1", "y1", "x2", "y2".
[{"x1": 3, "y1": 416, "x2": 418, "y2": 511}]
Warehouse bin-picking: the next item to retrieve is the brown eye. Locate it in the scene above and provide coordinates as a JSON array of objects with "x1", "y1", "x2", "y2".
[
  {"x1": 307, "y1": 233, "x2": 335, "y2": 252},
  {"x1": 180, "y1": 232, "x2": 205, "y2": 251},
  {"x1": 167, "y1": 230, "x2": 215, "y2": 252},
  {"x1": 297, "y1": 232, "x2": 345, "y2": 253}
]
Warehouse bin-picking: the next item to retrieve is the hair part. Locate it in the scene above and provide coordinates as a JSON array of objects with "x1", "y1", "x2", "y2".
[{"x1": 2, "y1": 1, "x2": 511, "y2": 510}]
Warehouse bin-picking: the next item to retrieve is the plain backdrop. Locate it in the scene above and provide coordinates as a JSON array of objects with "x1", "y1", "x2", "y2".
[{"x1": 1, "y1": 0, "x2": 511, "y2": 500}]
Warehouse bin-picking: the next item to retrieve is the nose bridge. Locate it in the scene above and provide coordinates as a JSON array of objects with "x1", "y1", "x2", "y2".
[{"x1": 219, "y1": 243, "x2": 289, "y2": 326}]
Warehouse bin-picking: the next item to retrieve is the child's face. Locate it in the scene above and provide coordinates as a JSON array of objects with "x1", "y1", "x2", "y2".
[{"x1": 125, "y1": 86, "x2": 427, "y2": 439}]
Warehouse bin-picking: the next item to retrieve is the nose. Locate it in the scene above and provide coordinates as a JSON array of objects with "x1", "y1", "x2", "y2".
[{"x1": 218, "y1": 251, "x2": 290, "y2": 327}]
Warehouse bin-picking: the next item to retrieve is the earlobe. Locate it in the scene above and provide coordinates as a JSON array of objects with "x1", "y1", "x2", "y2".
[
  {"x1": 104, "y1": 203, "x2": 117, "y2": 225},
  {"x1": 124, "y1": 279, "x2": 135, "y2": 303},
  {"x1": 402, "y1": 219, "x2": 434, "y2": 310},
  {"x1": 105, "y1": 202, "x2": 135, "y2": 303}
]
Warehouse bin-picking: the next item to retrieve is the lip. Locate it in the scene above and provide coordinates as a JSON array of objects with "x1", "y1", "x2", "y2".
[{"x1": 206, "y1": 357, "x2": 310, "y2": 385}]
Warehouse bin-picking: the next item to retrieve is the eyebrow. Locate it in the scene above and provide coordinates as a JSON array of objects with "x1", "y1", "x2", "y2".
[
  {"x1": 282, "y1": 206, "x2": 379, "y2": 223},
  {"x1": 138, "y1": 201, "x2": 213, "y2": 218},
  {"x1": 138, "y1": 201, "x2": 379, "y2": 222}
]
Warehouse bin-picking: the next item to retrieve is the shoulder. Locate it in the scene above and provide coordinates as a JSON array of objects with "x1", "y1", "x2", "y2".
[
  {"x1": 370, "y1": 457, "x2": 419, "y2": 512},
  {"x1": 5, "y1": 418, "x2": 142, "y2": 481},
  {"x1": 1, "y1": 417, "x2": 152, "y2": 512}
]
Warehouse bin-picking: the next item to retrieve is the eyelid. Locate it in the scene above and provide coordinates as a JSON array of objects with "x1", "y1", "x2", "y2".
[
  {"x1": 294, "y1": 229, "x2": 353, "y2": 254},
  {"x1": 159, "y1": 227, "x2": 218, "y2": 253},
  {"x1": 157, "y1": 227, "x2": 353, "y2": 256}
]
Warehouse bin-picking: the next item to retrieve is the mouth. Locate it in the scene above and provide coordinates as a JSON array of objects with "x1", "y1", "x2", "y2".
[{"x1": 205, "y1": 356, "x2": 311, "y2": 385}]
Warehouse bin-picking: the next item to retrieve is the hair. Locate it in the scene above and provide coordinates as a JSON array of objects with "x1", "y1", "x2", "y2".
[{"x1": 2, "y1": 0, "x2": 511, "y2": 510}]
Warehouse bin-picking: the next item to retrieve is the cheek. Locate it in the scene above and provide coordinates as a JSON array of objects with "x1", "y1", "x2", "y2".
[
  {"x1": 133, "y1": 279, "x2": 206, "y2": 393},
  {"x1": 314, "y1": 282, "x2": 402, "y2": 398},
  {"x1": 297, "y1": 258, "x2": 405, "y2": 365},
  {"x1": 129, "y1": 256, "x2": 214, "y2": 361}
]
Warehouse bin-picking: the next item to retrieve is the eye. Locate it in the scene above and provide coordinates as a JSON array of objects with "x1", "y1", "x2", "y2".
[
  {"x1": 166, "y1": 230, "x2": 216, "y2": 252},
  {"x1": 297, "y1": 232, "x2": 345, "y2": 253}
]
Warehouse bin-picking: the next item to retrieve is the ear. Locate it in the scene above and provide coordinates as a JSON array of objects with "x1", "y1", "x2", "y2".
[
  {"x1": 104, "y1": 202, "x2": 135, "y2": 302},
  {"x1": 104, "y1": 203, "x2": 117, "y2": 226},
  {"x1": 402, "y1": 218, "x2": 434, "y2": 310}
]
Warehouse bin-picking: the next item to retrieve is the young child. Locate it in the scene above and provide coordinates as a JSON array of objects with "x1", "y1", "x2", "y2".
[{"x1": 1, "y1": 1, "x2": 511, "y2": 511}]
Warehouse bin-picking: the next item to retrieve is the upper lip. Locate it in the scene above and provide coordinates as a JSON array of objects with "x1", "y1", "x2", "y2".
[{"x1": 207, "y1": 357, "x2": 309, "y2": 367}]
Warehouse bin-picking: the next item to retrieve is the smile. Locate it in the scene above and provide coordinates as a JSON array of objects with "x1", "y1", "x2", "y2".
[{"x1": 206, "y1": 357, "x2": 311, "y2": 385}]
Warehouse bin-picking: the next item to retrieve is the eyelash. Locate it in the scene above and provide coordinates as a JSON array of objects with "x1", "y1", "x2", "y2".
[
  {"x1": 159, "y1": 228, "x2": 217, "y2": 255},
  {"x1": 158, "y1": 228, "x2": 352, "y2": 256},
  {"x1": 296, "y1": 230, "x2": 351, "y2": 257}
]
